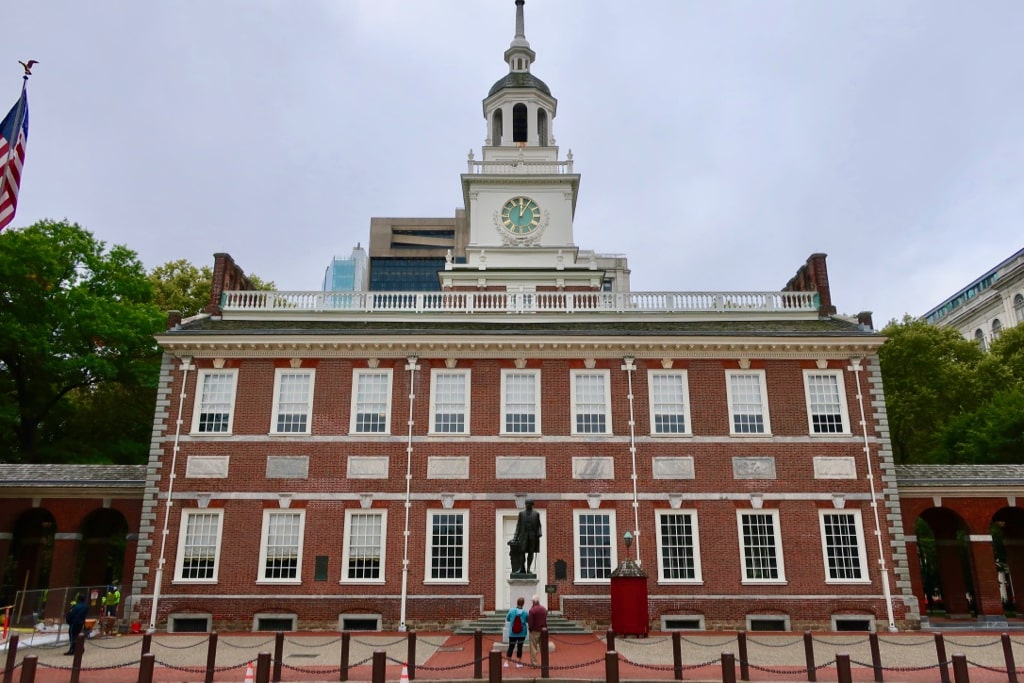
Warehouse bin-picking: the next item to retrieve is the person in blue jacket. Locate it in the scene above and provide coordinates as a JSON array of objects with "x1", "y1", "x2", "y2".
[
  {"x1": 65, "y1": 594, "x2": 88, "y2": 655},
  {"x1": 505, "y1": 596, "x2": 529, "y2": 668}
]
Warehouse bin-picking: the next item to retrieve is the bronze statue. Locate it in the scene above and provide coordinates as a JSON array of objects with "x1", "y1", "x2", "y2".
[{"x1": 510, "y1": 499, "x2": 542, "y2": 575}]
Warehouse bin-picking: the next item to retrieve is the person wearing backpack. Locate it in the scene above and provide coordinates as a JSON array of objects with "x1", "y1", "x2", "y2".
[{"x1": 504, "y1": 596, "x2": 529, "y2": 668}]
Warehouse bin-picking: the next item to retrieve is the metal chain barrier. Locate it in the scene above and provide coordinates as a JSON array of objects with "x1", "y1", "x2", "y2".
[
  {"x1": 876, "y1": 636, "x2": 935, "y2": 647},
  {"x1": 283, "y1": 635, "x2": 341, "y2": 648},
  {"x1": 745, "y1": 660, "x2": 809, "y2": 675},
  {"x1": 849, "y1": 657, "x2": 951, "y2": 673},
  {"x1": 745, "y1": 635, "x2": 803, "y2": 648},
  {"x1": 278, "y1": 661, "x2": 342, "y2": 675},
  {"x1": 351, "y1": 635, "x2": 406, "y2": 647},
  {"x1": 965, "y1": 659, "x2": 1013, "y2": 674},
  {"x1": 812, "y1": 635, "x2": 870, "y2": 646},
  {"x1": 151, "y1": 637, "x2": 213, "y2": 650},
  {"x1": 679, "y1": 635, "x2": 736, "y2": 648},
  {"x1": 87, "y1": 636, "x2": 145, "y2": 650},
  {"x1": 416, "y1": 658, "x2": 479, "y2": 672},
  {"x1": 217, "y1": 636, "x2": 275, "y2": 649},
  {"x1": 34, "y1": 660, "x2": 140, "y2": 672},
  {"x1": 944, "y1": 636, "x2": 1001, "y2": 648},
  {"x1": 613, "y1": 635, "x2": 672, "y2": 646},
  {"x1": 814, "y1": 658, "x2": 838, "y2": 670}
]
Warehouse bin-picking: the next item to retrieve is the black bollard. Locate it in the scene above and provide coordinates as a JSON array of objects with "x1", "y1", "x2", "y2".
[
  {"x1": 138, "y1": 653, "x2": 155, "y2": 683},
  {"x1": 951, "y1": 654, "x2": 970, "y2": 683},
  {"x1": 205, "y1": 631, "x2": 218, "y2": 683},
  {"x1": 273, "y1": 632, "x2": 284, "y2": 683},
  {"x1": 372, "y1": 650, "x2": 386, "y2": 683},
  {"x1": 488, "y1": 650, "x2": 502, "y2": 683},
  {"x1": 255, "y1": 652, "x2": 271, "y2": 683},
  {"x1": 606, "y1": 629, "x2": 616, "y2": 652},
  {"x1": 541, "y1": 627, "x2": 550, "y2": 679},
  {"x1": 737, "y1": 631, "x2": 749, "y2": 681},
  {"x1": 406, "y1": 630, "x2": 416, "y2": 680},
  {"x1": 869, "y1": 632, "x2": 883, "y2": 682},
  {"x1": 2, "y1": 633, "x2": 18, "y2": 683},
  {"x1": 605, "y1": 651, "x2": 619, "y2": 683},
  {"x1": 69, "y1": 633, "x2": 85, "y2": 683},
  {"x1": 473, "y1": 629, "x2": 483, "y2": 680},
  {"x1": 1003, "y1": 633, "x2": 1018, "y2": 683},
  {"x1": 721, "y1": 652, "x2": 737, "y2": 683},
  {"x1": 17, "y1": 656, "x2": 35, "y2": 683},
  {"x1": 934, "y1": 632, "x2": 951, "y2": 683},
  {"x1": 141, "y1": 631, "x2": 152, "y2": 656},
  {"x1": 836, "y1": 654, "x2": 852, "y2": 683},
  {"x1": 339, "y1": 631, "x2": 350, "y2": 682},
  {"x1": 672, "y1": 631, "x2": 683, "y2": 681},
  {"x1": 803, "y1": 631, "x2": 816, "y2": 682}
]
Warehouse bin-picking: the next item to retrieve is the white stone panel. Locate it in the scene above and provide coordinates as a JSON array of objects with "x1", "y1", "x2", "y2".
[
  {"x1": 427, "y1": 456, "x2": 470, "y2": 480},
  {"x1": 495, "y1": 456, "x2": 546, "y2": 479},
  {"x1": 732, "y1": 456, "x2": 777, "y2": 480},
  {"x1": 266, "y1": 456, "x2": 309, "y2": 479},
  {"x1": 651, "y1": 457, "x2": 696, "y2": 480},
  {"x1": 572, "y1": 457, "x2": 614, "y2": 480},
  {"x1": 347, "y1": 456, "x2": 390, "y2": 479},
  {"x1": 185, "y1": 456, "x2": 229, "y2": 479},
  {"x1": 812, "y1": 456, "x2": 858, "y2": 479}
]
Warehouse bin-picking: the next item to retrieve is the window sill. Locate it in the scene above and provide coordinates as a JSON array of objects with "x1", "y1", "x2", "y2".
[
  {"x1": 499, "y1": 433, "x2": 543, "y2": 438},
  {"x1": 256, "y1": 579, "x2": 302, "y2": 585},
  {"x1": 347, "y1": 432, "x2": 393, "y2": 437},
  {"x1": 573, "y1": 579, "x2": 612, "y2": 585},
  {"x1": 740, "y1": 579, "x2": 788, "y2": 586},
  {"x1": 172, "y1": 579, "x2": 219, "y2": 585},
  {"x1": 808, "y1": 432, "x2": 853, "y2": 438},
  {"x1": 824, "y1": 579, "x2": 871, "y2": 585},
  {"x1": 339, "y1": 579, "x2": 386, "y2": 585},
  {"x1": 423, "y1": 580, "x2": 470, "y2": 586},
  {"x1": 656, "y1": 579, "x2": 704, "y2": 586},
  {"x1": 728, "y1": 432, "x2": 773, "y2": 438},
  {"x1": 427, "y1": 432, "x2": 471, "y2": 438},
  {"x1": 188, "y1": 432, "x2": 233, "y2": 438},
  {"x1": 267, "y1": 432, "x2": 312, "y2": 437}
]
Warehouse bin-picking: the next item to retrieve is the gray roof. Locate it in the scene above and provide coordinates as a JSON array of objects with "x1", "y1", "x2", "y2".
[
  {"x1": 0, "y1": 464, "x2": 147, "y2": 488},
  {"x1": 169, "y1": 317, "x2": 874, "y2": 337},
  {"x1": 488, "y1": 72, "x2": 552, "y2": 97},
  {"x1": 896, "y1": 464, "x2": 1024, "y2": 487}
]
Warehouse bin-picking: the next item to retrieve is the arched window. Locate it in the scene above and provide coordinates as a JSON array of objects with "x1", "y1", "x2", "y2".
[
  {"x1": 491, "y1": 110, "x2": 503, "y2": 146},
  {"x1": 512, "y1": 104, "x2": 528, "y2": 143},
  {"x1": 992, "y1": 319, "x2": 1002, "y2": 338},
  {"x1": 537, "y1": 108, "x2": 548, "y2": 146},
  {"x1": 974, "y1": 329, "x2": 987, "y2": 351},
  {"x1": 1015, "y1": 293, "x2": 1024, "y2": 324}
]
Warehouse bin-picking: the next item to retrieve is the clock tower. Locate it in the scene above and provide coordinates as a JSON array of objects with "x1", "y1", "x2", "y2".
[{"x1": 443, "y1": 0, "x2": 622, "y2": 291}]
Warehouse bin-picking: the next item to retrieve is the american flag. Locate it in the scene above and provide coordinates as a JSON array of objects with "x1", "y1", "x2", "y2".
[{"x1": 0, "y1": 89, "x2": 29, "y2": 232}]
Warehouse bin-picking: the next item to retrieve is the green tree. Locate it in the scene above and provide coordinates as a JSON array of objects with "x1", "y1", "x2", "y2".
[
  {"x1": 0, "y1": 220, "x2": 166, "y2": 463},
  {"x1": 938, "y1": 386, "x2": 1024, "y2": 464},
  {"x1": 878, "y1": 316, "x2": 989, "y2": 463},
  {"x1": 149, "y1": 259, "x2": 275, "y2": 318}
]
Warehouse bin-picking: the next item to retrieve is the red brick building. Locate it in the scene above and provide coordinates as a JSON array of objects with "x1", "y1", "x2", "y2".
[{"x1": 117, "y1": 0, "x2": 922, "y2": 634}]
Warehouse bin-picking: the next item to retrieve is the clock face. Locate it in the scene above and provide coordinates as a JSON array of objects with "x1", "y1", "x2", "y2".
[{"x1": 500, "y1": 196, "x2": 541, "y2": 235}]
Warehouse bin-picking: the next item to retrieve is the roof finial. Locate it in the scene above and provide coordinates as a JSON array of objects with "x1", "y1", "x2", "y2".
[
  {"x1": 506, "y1": 0, "x2": 535, "y2": 72},
  {"x1": 515, "y1": 0, "x2": 526, "y2": 41}
]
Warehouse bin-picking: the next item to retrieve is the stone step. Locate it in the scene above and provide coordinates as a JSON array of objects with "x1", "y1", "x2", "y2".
[{"x1": 453, "y1": 611, "x2": 590, "y2": 635}]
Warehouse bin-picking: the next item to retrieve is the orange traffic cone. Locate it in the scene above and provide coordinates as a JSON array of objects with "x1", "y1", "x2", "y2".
[
  {"x1": 243, "y1": 661, "x2": 254, "y2": 683},
  {"x1": 399, "y1": 662, "x2": 410, "y2": 683}
]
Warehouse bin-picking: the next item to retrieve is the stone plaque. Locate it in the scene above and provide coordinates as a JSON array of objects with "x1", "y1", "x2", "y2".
[
  {"x1": 572, "y1": 457, "x2": 614, "y2": 480},
  {"x1": 266, "y1": 456, "x2": 309, "y2": 479},
  {"x1": 185, "y1": 455, "x2": 229, "y2": 479},
  {"x1": 732, "y1": 456, "x2": 777, "y2": 480},
  {"x1": 427, "y1": 456, "x2": 470, "y2": 479},
  {"x1": 652, "y1": 457, "x2": 696, "y2": 480},
  {"x1": 347, "y1": 456, "x2": 389, "y2": 479},
  {"x1": 813, "y1": 456, "x2": 857, "y2": 479},
  {"x1": 495, "y1": 456, "x2": 546, "y2": 479}
]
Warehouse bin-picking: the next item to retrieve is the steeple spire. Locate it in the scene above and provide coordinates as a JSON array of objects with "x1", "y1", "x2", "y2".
[{"x1": 505, "y1": 0, "x2": 535, "y2": 73}]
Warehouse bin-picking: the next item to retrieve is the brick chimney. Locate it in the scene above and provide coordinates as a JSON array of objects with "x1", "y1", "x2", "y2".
[
  {"x1": 856, "y1": 311, "x2": 874, "y2": 331},
  {"x1": 783, "y1": 253, "x2": 836, "y2": 317},
  {"x1": 166, "y1": 310, "x2": 183, "y2": 330},
  {"x1": 205, "y1": 253, "x2": 256, "y2": 317}
]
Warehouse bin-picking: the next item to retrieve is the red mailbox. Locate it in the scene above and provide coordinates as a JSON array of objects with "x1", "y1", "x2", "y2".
[{"x1": 610, "y1": 557, "x2": 649, "y2": 637}]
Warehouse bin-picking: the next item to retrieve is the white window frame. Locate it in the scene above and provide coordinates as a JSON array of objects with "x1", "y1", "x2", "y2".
[
  {"x1": 725, "y1": 370, "x2": 771, "y2": 436},
  {"x1": 350, "y1": 369, "x2": 394, "y2": 435},
  {"x1": 190, "y1": 369, "x2": 238, "y2": 435},
  {"x1": 424, "y1": 509, "x2": 469, "y2": 584},
  {"x1": 270, "y1": 369, "x2": 315, "y2": 435},
  {"x1": 341, "y1": 509, "x2": 388, "y2": 584},
  {"x1": 500, "y1": 369, "x2": 541, "y2": 435},
  {"x1": 174, "y1": 509, "x2": 224, "y2": 584},
  {"x1": 570, "y1": 370, "x2": 612, "y2": 435},
  {"x1": 818, "y1": 509, "x2": 869, "y2": 584},
  {"x1": 655, "y1": 509, "x2": 703, "y2": 584},
  {"x1": 736, "y1": 509, "x2": 786, "y2": 584},
  {"x1": 256, "y1": 509, "x2": 305, "y2": 584},
  {"x1": 648, "y1": 370, "x2": 692, "y2": 436},
  {"x1": 573, "y1": 509, "x2": 617, "y2": 583},
  {"x1": 428, "y1": 369, "x2": 471, "y2": 435},
  {"x1": 802, "y1": 370, "x2": 851, "y2": 436}
]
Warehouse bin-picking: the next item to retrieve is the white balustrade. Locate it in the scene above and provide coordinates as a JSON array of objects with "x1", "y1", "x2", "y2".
[
  {"x1": 466, "y1": 159, "x2": 574, "y2": 175},
  {"x1": 220, "y1": 290, "x2": 819, "y2": 315}
]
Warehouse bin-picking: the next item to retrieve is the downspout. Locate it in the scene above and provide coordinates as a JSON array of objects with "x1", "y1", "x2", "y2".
[
  {"x1": 622, "y1": 356, "x2": 641, "y2": 564},
  {"x1": 149, "y1": 355, "x2": 192, "y2": 631},
  {"x1": 398, "y1": 355, "x2": 419, "y2": 631},
  {"x1": 850, "y1": 357, "x2": 897, "y2": 632}
]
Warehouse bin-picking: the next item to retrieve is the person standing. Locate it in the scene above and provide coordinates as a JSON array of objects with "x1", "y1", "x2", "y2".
[
  {"x1": 103, "y1": 584, "x2": 120, "y2": 617},
  {"x1": 504, "y1": 596, "x2": 529, "y2": 668},
  {"x1": 527, "y1": 594, "x2": 548, "y2": 667},
  {"x1": 65, "y1": 594, "x2": 88, "y2": 655}
]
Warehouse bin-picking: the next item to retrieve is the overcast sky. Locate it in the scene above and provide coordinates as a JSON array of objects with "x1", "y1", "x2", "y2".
[{"x1": 5, "y1": 1, "x2": 1023, "y2": 325}]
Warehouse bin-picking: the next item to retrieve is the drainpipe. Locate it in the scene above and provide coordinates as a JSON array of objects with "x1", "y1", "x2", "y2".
[
  {"x1": 621, "y1": 356, "x2": 641, "y2": 564},
  {"x1": 398, "y1": 355, "x2": 419, "y2": 631},
  {"x1": 850, "y1": 357, "x2": 897, "y2": 632},
  {"x1": 149, "y1": 355, "x2": 192, "y2": 631}
]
